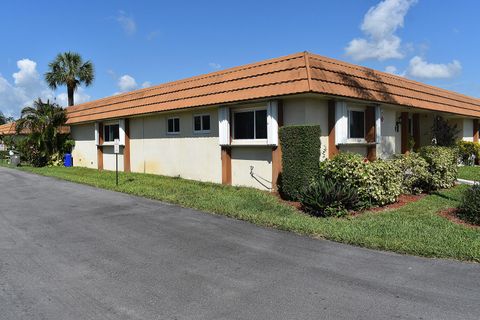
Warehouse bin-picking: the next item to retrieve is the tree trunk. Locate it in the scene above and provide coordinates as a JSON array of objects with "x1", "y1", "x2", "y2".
[{"x1": 67, "y1": 85, "x2": 74, "y2": 106}]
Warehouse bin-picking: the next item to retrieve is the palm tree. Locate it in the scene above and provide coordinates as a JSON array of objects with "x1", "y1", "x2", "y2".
[
  {"x1": 16, "y1": 99, "x2": 68, "y2": 166},
  {"x1": 0, "y1": 112, "x2": 13, "y2": 125},
  {"x1": 0, "y1": 112, "x2": 6, "y2": 125},
  {"x1": 45, "y1": 52, "x2": 94, "y2": 106}
]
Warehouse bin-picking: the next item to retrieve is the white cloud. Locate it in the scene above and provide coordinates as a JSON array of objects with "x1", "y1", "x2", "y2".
[
  {"x1": 117, "y1": 11, "x2": 136, "y2": 35},
  {"x1": 141, "y1": 81, "x2": 152, "y2": 88},
  {"x1": 345, "y1": 0, "x2": 417, "y2": 61},
  {"x1": 407, "y1": 56, "x2": 462, "y2": 79},
  {"x1": 117, "y1": 74, "x2": 138, "y2": 92},
  {"x1": 56, "y1": 87, "x2": 91, "y2": 106},
  {"x1": 0, "y1": 59, "x2": 54, "y2": 117},
  {"x1": 208, "y1": 62, "x2": 222, "y2": 70},
  {"x1": 146, "y1": 31, "x2": 160, "y2": 41},
  {"x1": 385, "y1": 65, "x2": 398, "y2": 74}
]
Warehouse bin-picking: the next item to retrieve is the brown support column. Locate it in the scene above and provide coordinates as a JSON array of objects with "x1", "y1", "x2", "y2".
[
  {"x1": 221, "y1": 147, "x2": 232, "y2": 185},
  {"x1": 474, "y1": 119, "x2": 479, "y2": 143},
  {"x1": 97, "y1": 122, "x2": 104, "y2": 171},
  {"x1": 272, "y1": 101, "x2": 284, "y2": 192},
  {"x1": 365, "y1": 106, "x2": 376, "y2": 161},
  {"x1": 412, "y1": 113, "x2": 421, "y2": 151},
  {"x1": 401, "y1": 112, "x2": 409, "y2": 154},
  {"x1": 123, "y1": 119, "x2": 131, "y2": 173},
  {"x1": 328, "y1": 100, "x2": 339, "y2": 159}
]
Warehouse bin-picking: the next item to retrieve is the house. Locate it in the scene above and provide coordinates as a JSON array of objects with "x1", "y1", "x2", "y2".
[{"x1": 66, "y1": 52, "x2": 480, "y2": 191}]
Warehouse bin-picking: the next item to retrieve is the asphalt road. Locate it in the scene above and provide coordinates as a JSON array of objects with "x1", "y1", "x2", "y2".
[{"x1": 0, "y1": 167, "x2": 479, "y2": 320}]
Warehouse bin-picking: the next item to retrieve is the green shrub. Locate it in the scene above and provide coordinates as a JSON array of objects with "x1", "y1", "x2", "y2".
[
  {"x1": 456, "y1": 141, "x2": 480, "y2": 165},
  {"x1": 279, "y1": 125, "x2": 321, "y2": 200},
  {"x1": 319, "y1": 152, "x2": 402, "y2": 207},
  {"x1": 299, "y1": 177, "x2": 364, "y2": 217},
  {"x1": 419, "y1": 146, "x2": 458, "y2": 190},
  {"x1": 393, "y1": 153, "x2": 431, "y2": 194},
  {"x1": 457, "y1": 184, "x2": 480, "y2": 225}
]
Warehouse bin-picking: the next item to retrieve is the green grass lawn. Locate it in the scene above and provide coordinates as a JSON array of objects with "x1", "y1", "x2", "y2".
[
  {"x1": 458, "y1": 166, "x2": 480, "y2": 181},
  {"x1": 6, "y1": 165, "x2": 480, "y2": 262}
]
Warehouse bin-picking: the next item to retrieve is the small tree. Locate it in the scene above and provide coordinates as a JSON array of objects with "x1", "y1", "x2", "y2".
[
  {"x1": 431, "y1": 115, "x2": 460, "y2": 147},
  {"x1": 16, "y1": 99, "x2": 69, "y2": 166}
]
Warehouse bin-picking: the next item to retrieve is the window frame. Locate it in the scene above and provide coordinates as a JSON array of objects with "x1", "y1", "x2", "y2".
[
  {"x1": 347, "y1": 107, "x2": 367, "y2": 143},
  {"x1": 167, "y1": 117, "x2": 180, "y2": 135},
  {"x1": 103, "y1": 121, "x2": 120, "y2": 144},
  {"x1": 193, "y1": 114, "x2": 211, "y2": 134},
  {"x1": 231, "y1": 106, "x2": 268, "y2": 145}
]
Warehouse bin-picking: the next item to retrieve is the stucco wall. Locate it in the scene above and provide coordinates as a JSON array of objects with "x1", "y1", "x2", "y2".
[
  {"x1": 129, "y1": 107, "x2": 222, "y2": 183},
  {"x1": 283, "y1": 97, "x2": 329, "y2": 160},
  {"x1": 231, "y1": 147, "x2": 272, "y2": 190},
  {"x1": 378, "y1": 108, "x2": 397, "y2": 159},
  {"x1": 461, "y1": 118, "x2": 474, "y2": 142},
  {"x1": 71, "y1": 123, "x2": 97, "y2": 169},
  {"x1": 103, "y1": 146, "x2": 124, "y2": 172}
]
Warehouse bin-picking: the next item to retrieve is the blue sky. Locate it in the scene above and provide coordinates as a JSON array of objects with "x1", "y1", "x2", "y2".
[{"x1": 0, "y1": 0, "x2": 479, "y2": 117}]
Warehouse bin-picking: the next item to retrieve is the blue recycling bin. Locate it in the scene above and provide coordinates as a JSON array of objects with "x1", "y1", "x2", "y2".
[{"x1": 64, "y1": 153, "x2": 73, "y2": 167}]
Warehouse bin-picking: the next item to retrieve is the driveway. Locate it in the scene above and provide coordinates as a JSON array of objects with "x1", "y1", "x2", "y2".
[{"x1": 0, "y1": 167, "x2": 479, "y2": 320}]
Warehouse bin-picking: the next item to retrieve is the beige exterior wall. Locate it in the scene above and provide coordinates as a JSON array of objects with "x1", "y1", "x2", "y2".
[
  {"x1": 103, "y1": 146, "x2": 124, "y2": 171},
  {"x1": 129, "y1": 107, "x2": 222, "y2": 183},
  {"x1": 71, "y1": 123, "x2": 97, "y2": 169},
  {"x1": 283, "y1": 97, "x2": 329, "y2": 160},
  {"x1": 231, "y1": 147, "x2": 272, "y2": 190},
  {"x1": 378, "y1": 107, "x2": 397, "y2": 158},
  {"x1": 461, "y1": 118, "x2": 474, "y2": 142}
]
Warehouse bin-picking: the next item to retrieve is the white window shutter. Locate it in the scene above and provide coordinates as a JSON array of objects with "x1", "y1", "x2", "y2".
[
  {"x1": 375, "y1": 106, "x2": 382, "y2": 143},
  {"x1": 119, "y1": 119, "x2": 126, "y2": 145},
  {"x1": 267, "y1": 100, "x2": 279, "y2": 146},
  {"x1": 335, "y1": 101, "x2": 348, "y2": 145},
  {"x1": 95, "y1": 122, "x2": 100, "y2": 146},
  {"x1": 218, "y1": 106, "x2": 230, "y2": 145}
]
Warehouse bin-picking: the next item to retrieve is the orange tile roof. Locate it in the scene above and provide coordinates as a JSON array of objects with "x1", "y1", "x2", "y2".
[
  {"x1": 0, "y1": 122, "x2": 70, "y2": 136},
  {"x1": 0, "y1": 122, "x2": 16, "y2": 135},
  {"x1": 66, "y1": 52, "x2": 480, "y2": 124}
]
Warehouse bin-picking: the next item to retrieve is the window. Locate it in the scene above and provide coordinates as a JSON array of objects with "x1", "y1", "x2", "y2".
[
  {"x1": 233, "y1": 109, "x2": 267, "y2": 140},
  {"x1": 348, "y1": 110, "x2": 365, "y2": 139},
  {"x1": 104, "y1": 124, "x2": 120, "y2": 142},
  {"x1": 193, "y1": 114, "x2": 211, "y2": 133},
  {"x1": 167, "y1": 117, "x2": 180, "y2": 134}
]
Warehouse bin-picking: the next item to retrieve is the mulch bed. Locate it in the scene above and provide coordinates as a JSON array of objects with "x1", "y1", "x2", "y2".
[
  {"x1": 276, "y1": 192, "x2": 427, "y2": 215},
  {"x1": 438, "y1": 208, "x2": 480, "y2": 229},
  {"x1": 352, "y1": 193, "x2": 427, "y2": 216}
]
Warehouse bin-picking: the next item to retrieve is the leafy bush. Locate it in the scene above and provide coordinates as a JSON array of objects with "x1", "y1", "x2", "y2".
[
  {"x1": 457, "y1": 184, "x2": 480, "y2": 225},
  {"x1": 456, "y1": 141, "x2": 480, "y2": 165},
  {"x1": 319, "y1": 152, "x2": 402, "y2": 207},
  {"x1": 393, "y1": 153, "x2": 431, "y2": 194},
  {"x1": 299, "y1": 177, "x2": 364, "y2": 217},
  {"x1": 419, "y1": 146, "x2": 458, "y2": 190},
  {"x1": 279, "y1": 125, "x2": 321, "y2": 200}
]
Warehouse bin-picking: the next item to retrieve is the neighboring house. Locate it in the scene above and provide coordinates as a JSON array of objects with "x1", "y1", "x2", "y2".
[
  {"x1": 0, "y1": 123, "x2": 17, "y2": 151},
  {"x1": 66, "y1": 52, "x2": 480, "y2": 191}
]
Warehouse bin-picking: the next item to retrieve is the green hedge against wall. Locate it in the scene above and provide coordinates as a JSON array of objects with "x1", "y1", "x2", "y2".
[{"x1": 279, "y1": 125, "x2": 321, "y2": 200}]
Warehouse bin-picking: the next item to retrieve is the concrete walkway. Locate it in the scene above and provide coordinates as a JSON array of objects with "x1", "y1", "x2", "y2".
[{"x1": 0, "y1": 167, "x2": 479, "y2": 320}]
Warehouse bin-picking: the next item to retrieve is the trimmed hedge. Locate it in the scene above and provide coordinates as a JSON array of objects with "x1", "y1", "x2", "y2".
[{"x1": 279, "y1": 125, "x2": 321, "y2": 200}]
